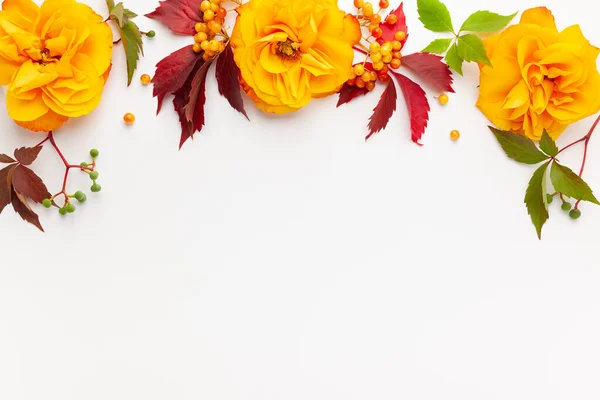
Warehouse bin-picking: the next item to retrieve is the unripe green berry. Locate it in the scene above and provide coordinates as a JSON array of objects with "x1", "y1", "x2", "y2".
[
  {"x1": 81, "y1": 162, "x2": 89, "y2": 167},
  {"x1": 91, "y1": 183, "x2": 102, "y2": 193},
  {"x1": 561, "y1": 202, "x2": 572, "y2": 211},
  {"x1": 89, "y1": 171, "x2": 99, "y2": 180},
  {"x1": 77, "y1": 194, "x2": 87, "y2": 203},
  {"x1": 147, "y1": 30, "x2": 156, "y2": 38},
  {"x1": 59, "y1": 207, "x2": 67, "y2": 216},
  {"x1": 42, "y1": 199, "x2": 52, "y2": 208},
  {"x1": 74, "y1": 191, "x2": 85, "y2": 201},
  {"x1": 66, "y1": 203, "x2": 76, "y2": 213},
  {"x1": 546, "y1": 194, "x2": 553, "y2": 204},
  {"x1": 90, "y1": 149, "x2": 99, "y2": 158},
  {"x1": 569, "y1": 209, "x2": 582, "y2": 220}
]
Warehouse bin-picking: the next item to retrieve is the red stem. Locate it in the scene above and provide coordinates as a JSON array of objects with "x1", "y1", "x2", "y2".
[{"x1": 353, "y1": 46, "x2": 368, "y2": 56}]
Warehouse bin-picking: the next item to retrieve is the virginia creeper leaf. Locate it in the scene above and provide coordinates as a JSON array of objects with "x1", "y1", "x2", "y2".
[
  {"x1": 153, "y1": 45, "x2": 200, "y2": 114},
  {"x1": 379, "y1": 3, "x2": 409, "y2": 45},
  {"x1": 184, "y1": 60, "x2": 212, "y2": 126},
  {"x1": 525, "y1": 161, "x2": 550, "y2": 239},
  {"x1": 109, "y1": 2, "x2": 126, "y2": 26},
  {"x1": 539, "y1": 131, "x2": 558, "y2": 157},
  {"x1": 0, "y1": 154, "x2": 15, "y2": 163},
  {"x1": 337, "y1": 83, "x2": 370, "y2": 107},
  {"x1": 444, "y1": 42, "x2": 463, "y2": 75},
  {"x1": 106, "y1": 0, "x2": 115, "y2": 9},
  {"x1": 366, "y1": 79, "x2": 398, "y2": 139},
  {"x1": 11, "y1": 165, "x2": 51, "y2": 204},
  {"x1": 489, "y1": 127, "x2": 549, "y2": 164},
  {"x1": 391, "y1": 71, "x2": 430, "y2": 145},
  {"x1": 422, "y1": 38, "x2": 453, "y2": 54},
  {"x1": 0, "y1": 164, "x2": 15, "y2": 214},
  {"x1": 215, "y1": 44, "x2": 249, "y2": 120},
  {"x1": 460, "y1": 11, "x2": 517, "y2": 33},
  {"x1": 401, "y1": 52, "x2": 454, "y2": 93},
  {"x1": 117, "y1": 19, "x2": 144, "y2": 86},
  {"x1": 417, "y1": 0, "x2": 454, "y2": 33},
  {"x1": 550, "y1": 163, "x2": 600, "y2": 205},
  {"x1": 14, "y1": 146, "x2": 42, "y2": 166},
  {"x1": 146, "y1": 0, "x2": 203, "y2": 36},
  {"x1": 11, "y1": 189, "x2": 43, "y2": 232},
  {"x1": 457, "y1": 34, "x2": 491, "y2": 66}
]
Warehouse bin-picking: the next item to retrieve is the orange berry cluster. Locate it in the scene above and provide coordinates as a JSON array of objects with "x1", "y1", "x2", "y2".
[
  {"x1": 353, "y1": 0, "x2": 395, "y2": 38},
  {"x1": 368, "y1": 32, "x2": 404, "y2": 71},
  {"x1": 348, "y1": 63, "x2": 390, "y2": 91},
  {"x1": 192, "y1": 0, "x2": 228, "y2": 61}
]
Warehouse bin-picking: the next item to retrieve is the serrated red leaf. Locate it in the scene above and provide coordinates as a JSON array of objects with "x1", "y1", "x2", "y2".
[
  {"x1": 0, "y1": 164, "x2": 15, "y2": 214},
  {"x1": 145, "y1": 0, "x2": 202, "y2": 36},
  {"x1": 12, "y1": 165, "x2": 51, "y2": 204},
  {"x1": 401, "y1": 52, "x2": 454, "y2": 93},
  {"x1": 11, "y1": 189, "x2": 43, "y2": 232},
  {"x1": 391, "y1": 71, "x2": 430, "y2": 145},
  {"x1": 14, "y1": 146, "x2": 42, "y2": 166},
  {"x1": 153, "y1": 45, "x2": 201, "y2": 114},
  {"x1": 379, "y1": 3, "x2": 409, "y2": 46},
  {"x1": 366, "y1": 80, "x2": 397, "y2": 140},
  {"x1": 0, "y1": 154, "x2": 15, "y2": 163},
  {"x1": 215, "y1": 44, "x2": 248, "y2": 119},
  {"x1": 337, "y1": 83, "x2": 370, "y2": 107}
]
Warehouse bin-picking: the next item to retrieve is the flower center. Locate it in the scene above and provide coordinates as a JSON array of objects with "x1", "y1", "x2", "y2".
[{"x1": 277, "y1": 39, "x2": 301, "y2": 60}]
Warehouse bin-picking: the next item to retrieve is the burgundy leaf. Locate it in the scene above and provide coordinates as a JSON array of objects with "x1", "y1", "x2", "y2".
[
  {"x1": 215, "y1": 44, "x2": 248, "y2": 119},
  {"x1": 0, "y1": 154, "x2": 15, "y2": 163},
  {"x1": 153, "y1": 45, "x2": 201, "y2": 114},
  {"x1": 145, "y1": 0, "x2": 202, "y2": 36},
  {"x1": 12, "y1": 165, "x2": 51, "y2": 204},
  {"x1": 11, "y1": 189, "x2": 44, "y2": 232},
  {"x1": 14, "y1": 146, "x2": 42, "y2": 166},
  {"x1": 379, "y1": 3, "x2": 409, "y2": 46},
  {"x1": 173, "y1": 90, "x2": 195, "y2": 149},
  {"x1": 0, "y1": 164, "x2": 15, "y2": 214},
  {"x1": 401, "y1": 52, "x2": 454, "y2": 93},
  {"x1": 366, "y1": 79, "x2": 398, "y2": 140},
  {"x1": 391, "y1": 71, "x2": 430, "y2": 145},
  {"x1": 337, "y1": 83, "x2": 370, "y2": 107}
]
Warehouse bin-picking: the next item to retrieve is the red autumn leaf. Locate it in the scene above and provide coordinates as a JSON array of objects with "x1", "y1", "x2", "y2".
[
  {"x1": 401, "y1": 52, "x2": 454, "y2": 93},
  {"x1": 0, "y1": 164, "x2": 15, "y2": 214},
  {"x1": 215, "y1": 44, "x2": 249, "y2": 119},
  {"x1": 0, "y1": 154, "x2": 15, "y2": 163},
  {"x1": 153, "y1": 45, "x2": 201, "y2": 114},
  {"x1": 366, "y1": 79, "x2": 398, "y2": 140},
  {"x1": 379, "y1": 3, "x2": 409, "y2": 46},
  {"x1": 173, "y1": 89, "x2": 194, "y2": 149},
  {"x1": 14, "y1": 146, "x2": 42, "y2": 166},
  {"x1": 337, "y1": 83, "x2": 370, "y2": 107},
  {"x1": 12, "y1": 165, "x2": 51, "y2": 204},
  {"x1": 391, "y1": 71, "x2": 430, "y2": 145},
  {"x1": 11, "y1": 189, "x2": 43, "y2": 232},
  {"x1": 145, "y1": 0, "x2": 202, "y2": 36}
]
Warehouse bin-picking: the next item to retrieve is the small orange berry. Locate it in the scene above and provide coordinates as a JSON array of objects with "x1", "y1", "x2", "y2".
[
  {"x1": 363, "y1": 2, "x2": 374, "y2": 16},
  {"x1": 390, "y1": 58, "x2": 401, "y2": 69},
  {"x1": 392, "y1": 51, "x2": 402, "y2": 59},
  {"x1": 200, "y1": 40, "x2": 210, "y2": 51},
  {"x1": 379, "y1": 0, "x2": 389, "y2": 8},
  {"x1": 378, "y1": 72, "x2": 390, "y2": 82},
  {"x1": 380, "y1": 64, "x2": 389, "y2": 74},
  {"x1": 216, "y1": 7, "x2": 227, "y2": 19},
  {"x1": 353, "y1": 64, "x2": 365, "y2": 76},
  {"x1": 347, "y1": 78, "x2": 357, "y2": 86},
  {"x1": 372, "y1": 61, "x2": 384, "y2": 70},
  {"x1": 438, "y1": 94, "x2": 449, "y2": 105},
  {"x1": 370, "y1": 14, "x2": 381, "y2": 25},
  {"x1": 392, "y1": 40, "x2": 402, "y2": 51},
  {"x1": 209, "y1": 39, "x2": 220, "y2": 52},
  {"x1": 192, "y1": 42, "x2": 202, "y2": 53},
  {"x1": 353, "y1": 0, "x2": 364, "y2": 8},
  {"x1": 203, "y1": 10, "x2": 215, "y2": 21},
  {"x1": 382, "y1": 54, "x2": 392, "y2": 63},
  {"x1": 140, "y1": 74, "x2": 151, "y2": 85},
  {"x1": 219, "y1": 41, "x2": 227, "y2": 52},
  {"x1": 369, "y1": 42, "x2": 381, "y2": 53},
  {"x1": 195, "y1": 22, "x2": 207, "y2": 33},
  {"x1": 395, "y1": 31, "x2": 406, "y2": 41},
  {"x1": 364, "y1": 71, "x2": 374, "y2": 82},
  {"x1": 371, "y1": 27, "x2": 383, "y2": 38},
  {"x1": 202, "y1": 52, "x2": 212, "y2": 61},
  {"x1": 200, "y1": 0, "x2": 211, "y2": 12},
  {"x1": 210, "y1": 3, "x2": 219, "y2": 12},
  {"x1": 450, "y1": 130, "x2": 460, "y2": 141},
  {"x1": 209, "y1": 21, "x2": 222, "y2": 33},
  {"x1": 366, "y1": 81, "x2": 376, "y2": 91},
  {"x1": 194, "y1": 32, "x2": 208, "y2": 43},
  {"x1": 386, "y1": 14, "x2": 398, "y2": 25},
  {"x1": 370, "y1": 52, "x2": 382, "y2": 63},
  {"x1": 123, "y1": 113, "x2": 135, "y2": 125},
  {"x1": 356, "y1": 77, "x2": 366, "y2": 88}
]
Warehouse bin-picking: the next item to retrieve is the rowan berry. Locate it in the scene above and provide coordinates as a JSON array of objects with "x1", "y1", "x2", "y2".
[
  {"x1": 450, "y1": 130, "x2": 460, "y2": 141},
  {"x1": 438, "y1": 94, "x2": 449, "y2": 105},
  {"x1": 140, "y1": 74, "x2": 151, "y2": 85},
  {"x1": 123, "y1": 113, "x2": 135, "y2": 124}
]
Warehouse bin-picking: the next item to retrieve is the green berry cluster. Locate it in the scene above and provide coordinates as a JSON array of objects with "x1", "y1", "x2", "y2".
[{"x1": 552, "y1": 194, "x2": 583, "y2": 220}]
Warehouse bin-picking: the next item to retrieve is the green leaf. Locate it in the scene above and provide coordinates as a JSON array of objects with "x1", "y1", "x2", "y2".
[
  {"x1": 539, "y1": 131, "x2": 558, "y2": 157},
  {"x1": 123, "y1": 9, "x2": 137, "y2": 19},
  {"x1": 417, "y1": 0, "x2": 454, "y2": 33},
  {"x1": 550, "y1": 163, "x2": 600, "y2": 205},
  {"x1": 117, "y1": 19, "x2": 144, "y2": 86},
  {"x1": 444, "y1": 42, "x2": 463, "y2": 75},
  {"x1": 459, "y1": 11, "x2": 517, "y2": 33},
  {"x1": 422, "y1": 38, "x2": 453, "y2": 54},
  {"x1": 457, "y1": 34, "x2": 491, "y2": 66},
  {"x1": 489, "y1": 127, "x2": 549, "y2": 164},
  {"x1": 109, "y1": 2, "x2": 125, "y2": 27},
  {"x1": 525, "y1": 162, "x2": 551, "y2": 239},
  {"x1": 106, "y1": 0, "x2": 115, "y2": 10}
]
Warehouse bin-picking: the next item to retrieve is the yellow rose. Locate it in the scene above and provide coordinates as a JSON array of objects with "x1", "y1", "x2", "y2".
[
  {"x1": 477, "y1": 7, "x2": 600, "y2": 140},
  {"x1": 0, "y1": 0, "x2": 113, "y2": 132},
  {"x1": 230, "y1": 0, "x2": 361, "y2": 113}
]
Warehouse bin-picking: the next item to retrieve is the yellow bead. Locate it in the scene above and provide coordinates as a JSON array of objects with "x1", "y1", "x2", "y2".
[
  {"x1": 201, "y1": 40, "x2": 210, "y2": 51},
  {"x1": 195, "y1": 22, "x2": 207, "y2": 33},
  {"x1": 370, "y1": 52, "x2": 382, "y2": 63},
  {"x1": 140, "y1": 74, "x2": 151, "y2": 85},
  {"x1": 209, "y1": 40, "x2": 220, "y2": 52},
  {"x1": 382, "y1": 54, "x2": 392, "y2": 63},
  {"x1": 392, "y1": 40, "x2": 402, "y2": 51},
  {"x1": 123, "y1": 113, "x2": 135, "y2": 124},
  {"x1": 203, "y1": 10, "x2": 214, "y2": 21},
  {"x1": 372, "y1": 61, "x2": 384, "y2": 71},
  {"x1": 353, "y1": 64, "x2": 365, "y2": 76},
  {"x1": 209, "y1": 21, "x2": 222, "y2": 34},
  {"x1": 395, "y1": 31, "x2": 406, "y2": 41},
  {"x1": 200, "y1": 0, "x2": 211, "y2": 12},
  {"x1": 362, "y1": 71, "x2": 372, "y2": 82},
  {"x1": 192, "y1": 42, "x2": 203, "y2": 53},
  {"x1": 380, "y1": 42, "x2": 392, "y2": 55},
  {"x1": 369, "y1": 42, "x2": 380, "y2": 53},
  {"x1": 450, "y1": 130, "x2": 460, "y2": 141},
  {"x1": 438, "y1": 94, "x2": 449, "y2": 105},
  {"x1": 194, "y1": 32, "x2": 208, "y2": 43}
]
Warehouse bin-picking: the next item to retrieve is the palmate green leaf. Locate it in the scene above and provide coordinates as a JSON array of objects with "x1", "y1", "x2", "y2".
[
  {"x1": 422, "y1": 38, "x2": 453, "y2": 54},
  {"x1": 118, "y1": 19, "x2": 144, "y2": 86},
  {"x1": 459, "y1": 11, "x2": 517, "y2": 33},
  {"x1": 525, "y1": 161, "x2": 551, "y2": 239},
  {"x1": 417, "y1": 0, "x2": 454, "y2": 33},
  {"x1": 109, "y1": 2, "x2": 125, "y2": 26},
  {"x1": 457, "y1": 34, "x2": 491, "y2": 66},
  {"x1": 539, "y1": 131, "x2": 558, "y2": 157},
  {"x1": 106, "y1": 0, "x2": 115, "y2": 10},
  {"x1": 489, "y1": 127, "x2": 549, "y2": 164},
  {"x1": 444, "y1": 42, "x2": 463, "y2": 75},
  {"x1": 550, "y1": 163, "x2": 600, "y2": 205}
]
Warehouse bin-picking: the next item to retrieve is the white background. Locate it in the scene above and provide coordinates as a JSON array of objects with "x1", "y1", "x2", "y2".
[{"x1": 1, "y1": 0, "x2": 600, "y2": 398}]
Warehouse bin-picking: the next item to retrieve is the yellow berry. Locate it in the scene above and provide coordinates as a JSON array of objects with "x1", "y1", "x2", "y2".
[
  {"x1": 373, "y1": 61, "x2": 384, "y2": 71},
  {"x1": 140, "y1": 74, "x2": 151, "y2": 85},
  {"x1": 353, "y1": 64, "x2": 365, "y2": 76},
  {"x1": 219, "y1": 42, "x2": 227, "y2": 52},
  {"x1": 203, "y1": 10, "x2": 215, "y2": 21},
  {"x1": 366, "y1": 81, "x2": 376, "y2": 91},
  {"x1": 123, "y1": 113, "x2": 135, "y2": 124},
  {"x1": 208, "y1": 39, "x2": 219, "y2": 52},
  {"x1": 369, "y1": 42, "x2": 380, "y2": 53},
  {"x1": 209, "y1": 21, "x2": 222, "y2": 33},
  {"x1": 192, "y1": 42, "x2": 203, "y2": 53},
  {"x1": 370, "y1": 52, "x2": 382, "y2": 63},
  {"x1": 200, "y1": 40, "x2": 210, "y2": 51},
  {"x1": 438, "y1": 94, "x2": 449, "y2": 105},
  {"x1": 380, "y1": 41, "x2": 392, "y2": 55},
  {"x1": 194, "y1": 32, "x2": 208, "y2": 43},
  {"x1": 363, "y1": 2, "x2": 374, "y2": 16},
  {"x1": 370, "y1": 14, "x2": 381, "y2": 25},
  {"x1": 392, "y1": 40, "x2": 402, "y2": 51},
  {"x1": 356, "y1": 77, "x2": 366, "y2": 88},
  {"x1": 382, "y1": 54, "x2": 392, "y2": 63},
  {"x1": 362, "y1": 71, "x2": 373, "y2": 82},
  {"x1": 210, "y1": 3, "x2": 219, "y2": 12},
  {"x1": 353, "y1": 0, "x2": 364, "y2": 8},
  {"x1": 195, "y1": 22, "x2": 207, "y2": 33},
  {"x1": 200, "y1": 0, "x2": 211, "y2": 12},
  {"x1": 450, "y1": 130, "x2": 460, "y2": 141},
  {"x1": 395, "y1": 31, "x2": 406, "y2": 41}
]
